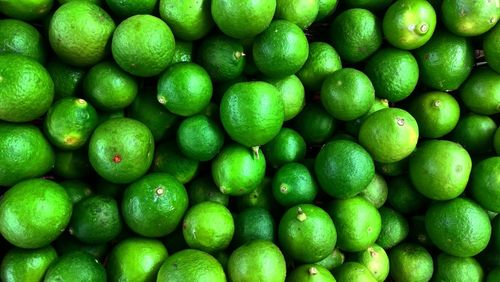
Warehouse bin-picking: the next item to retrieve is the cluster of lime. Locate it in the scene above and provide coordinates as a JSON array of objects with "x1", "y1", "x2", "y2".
[{"x1": 0, "y1": 0, "x2": 500, "y2": 281}]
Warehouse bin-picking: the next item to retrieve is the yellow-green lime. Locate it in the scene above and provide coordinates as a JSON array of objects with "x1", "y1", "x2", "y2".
[
  {"x1": 296, "y1": 41, "x2": 342, "y2": 91},
  {"x1": 350, "y1": 244, "x2": 389, "y2": 282},
  {"x1": 157, "y1": 249, "x2": 226, "y2": 282},
  {"x1": 358, "y1": 173, "x2": 388, "y2": 209},
  {"x1": 388, "y1": 243, "x2": 433, "y2": 282},
  {"x1": 275, "y1": 0, "x2": 320, "y2": 29},
  {"x1": 264, "y1": 75, "x2": 305, "y2": 121},
  {"x1": 441, "y1": 0, "x2": 500, "y2": 37},
  {"x1": 333, "y1": 262, "x2": 377, "y2": 282},
  {"x1": 159, "y1": 0, "x2": 213, "y2": 41},
  {"x1": 376, "y1": 207, "x2": 409, "y2": 249},
  {"x1": 287, "y1": 264, "x2": 336, "y2": 282},
  {"x1": 0, "y1": 246, "x2": 57, "y2": 282}
]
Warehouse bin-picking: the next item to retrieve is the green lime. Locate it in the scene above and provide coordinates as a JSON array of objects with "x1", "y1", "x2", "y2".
[
  {"x1": 0, "y1": 0, "x2": 52, "y2": 21},
  {"x1": 388, "y1": 243, "x2": 433, "y2": 282},
  {"x1": 287, "y1": 264, "x2": 335, "y2": 282},
  {"x1": 314, "y1": 248, "x2": 345, "y2": 271},
  {"x1": 53, "y1": 148, "x2": 92, "y2": 180},
  {"x1": 321, "y1": 68, "x2": 375, "y2": 121},
  {"x1": 188, "y1": 176, "x2": 229, "y2": 207},
  {"x1": 383, "y1": 0, "x2": 437, "y2": 50},
  {"x1": 253, "y1": 20, "x2": 309, "y2": 78},
  {"x1": 316, "y1": 0, "x2": 338, "y2": 21},
  {"x1": 376, "y1": 207, "x2": 409, "y2": 249},
  {"x1": 343, "y1": 0, "x2": 393, "y2": 11},
  {"x1": 484, "y1": 23, "x2": 500, "y2": 73},
  {"x1": 272, "y1": 162, "x2": 318, "y2": 207},
  {"x1": 450, "y1": 113, "x2": 497, "y2": 155},
  {"x1": 171, "y1": 40, "x2": 193, "y2": 65},
  {"x1": 296, "y1": 42, "x2": 342, "y2": 91},
  {"x1": 0, "y1": 54, "x2": 54, "y2": 122},
  {"x1": 358, "y1": 173, "x2": 388, "y2": 209},
  {"x1": 53, "y1": 232, "x2": 109, "y2": 261},
  {"x1": 211, "y1": 143, "x2": 266, "y2": 196},
  {"x1": 264, "y1": 127, "x2": 306, "y2": 168},
  {"x1": 232, "y1": 207, "x2": 275, "y2": 247},
  {"x1": 459, "y1": 66, "x2": 500, "y2": 115},
  {"x1": 59, "y1": 180, "x2": 92, "y2": 204},
  {"x1": 433, "y1": 253, "x2": 484, "y2": 282},
  {"x1": 44, "y1": 251, "x2": 105, "y2": 281},
  {"x1": 48, "y1": 1, "x2": 115, "y2": 67},
  {"x1": 107, "y1": 237, "x2": 168, "y2": 281},
  {"x1": 220, "y1": 81, "x2": 284, "y2": 147},
  {"x1": 441, "y1": 0, "x2": 499, "y2": 37},
  {"x1": 364, "y1": 47, "x2": 419, "y2": 102},
  {"x1": 414, "y1": 28, "x2": 475, "y2": 91},
  {"x1": 333, "y1": 262, "x2": 377, "y2": 282},
  {"x1": 152, "y1": 140, "x2": 199, "y2": 184},
  {"x1": 122, "y1": 172, "x2": 188, "y2": 237},
  {"x1": 407, "y1": 91, "x2": 461, "y2": 138},
  {"x1": 425, "y1": 197, "x2": 491, "y2": 257},
  {"x1": 228, "y1": 240, "x2": 286, "y2": 281},
  {"x1": 105, "y1": 0, "x2": 156, "y2": 18},
  {"x1": 327, "y1": 197, "x2": 381, "y2": 252},
  {"x1": 315, "y1": 140, "x2": 375, "y2": 199},
  {"x1": 344, "y1": 97, "x2": 389, "y2": 137},
  {"x1": 0, "y1": 19, "x2": 47, "y2": 64},
  {"x1": 235, "y1": 177, "x2": 276, "y2": 212},
  {"x1": 386, "y1": 176, "x2": 425, "y2": 214},
  {"x1": 358, "y1": 108, "x2": 419, "y2": 163},
  {"x1": 329, "y1": 8, "x2": 382, "y2": 63},
  {"x1": 46, "y1": 58, "x2": 86, "y2": 100},
  {"x1": 0, "y1": 246, "x2": 57, "y2": 282},
  {"x1": 275, "y1": 0, "x2": 319, "y2": 29},
  {"x1": 470, "y1": 157, "x2": 500, "y2": 212},
  {"x1": 0, "y1": 179, "x2": 72, "y2": 248},
  {"x1": 176, "y1": 114, "x2": 224, "y2": 161},
  {"x1": 111, "y1": 14, "x2": 175, "y2": 77},
  {"x1": 211, "y1": 0, "x2": 276, "y2": 39},
  {"x1": 182, "y1": 202, "x2": 234, "y2": 253},
  {"x1": 293, "y1": 103, "x2": 337, "y2": 144},
  {"x1": 159, "y1": 0, "x2": 213, "y2": 41},
  {"x1": 157, "y1": 249, "x2": 226, "y2": 282},
  {"x1": 264, "y1": 75, "x2": 305, "y2": 121},
  {"x1": 375, "y1": 158, "x2": 408, "y2": 177},
  {"x1": 350, "y1": 244, "x2": 389, "y2": 282},
  {"x1": 0, "y1": 123, "x2": 54, "y2": 186}
]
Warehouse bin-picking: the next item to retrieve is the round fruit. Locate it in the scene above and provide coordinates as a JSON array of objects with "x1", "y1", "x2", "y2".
[
  {"x1": 106, "y1": 0, "x2": 157, "y2": 18},
  {"x1": 441, "y1": 0, "x2": 499, "y2": 37},
  {"x1": 287, "y1": 264, "x2": 336, "y2": 282},
  {"x1": 0, "y1": 19, "x2": 47, "y2": 64},
  {"x1": 351, "y1": 244, "x2": 390, "y2": 282},
  {"x1": 0, "y1": 246, "x2": 57, "y2": 282},
  {"x1": 159, "y1": 0, "x2": 213, "y2": 41},
  {"x1": 358, "y1": 173, "x2": 388, "y2": 209},
  {"x1": 157, "y1": 249, "x2": 226, "y2": 282},
  {"x1": 376, "y1": 207, "x2": 409, "y2": 249},
  {"x1": 388, "y1": 243, "x2": 434, "y2": 282},
  {"x1": 296, "y1": 41, "x2": 342, "y2": 91},
  {"x1": 264, "y1": 75, "x2": 305, "y2": 121},
  {"x1": 293, "y1": 103, "x2": 337, "y2": 144},
  {"x1": 433, "y1": 253, "x2": 484, "y2": 282},
  {"x1": 333, "y1": 262, "x2": 377, "y2": 282},
  {"x1": 450, "y1": 113, "x2": 497, "y2": 155},
  {"x1": 469, "y1": 157, "x2": 500, "y2": 212},
  {"x1": 484, "y1": 23, "x2": 500, "y2": 73},
  {"x1": 264, "y1": 127, "x2": 306, "y2": 168},
  {"x1": 0, "y1": 0, "x2": 53, "y2": 21},
  {"x1": 275, "y1": 0, "x2": 319, "y2": 29},
  {"x1": 176, "y1": 114, "x2": 224, "y2": 161},
  {"x1": 44, "y1": 251, "x2": 106, "y2": 281},
  {"x1": 272, "y1": 162, "x2": 318, "y2": 207},
  {"x1": 151, "y1": 140, "x2": 199, "y2": 184},
  {"x1": 232, "y1": 207, "x2": 275, "y2": 246},
  {"x1": 459, "y1": 67, "x2": 500, "y2": 115}
]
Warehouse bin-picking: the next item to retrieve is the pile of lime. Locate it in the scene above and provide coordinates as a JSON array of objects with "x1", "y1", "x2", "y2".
[{"x1": 0, "y1": 0, "x2": 499, "y2": 281}]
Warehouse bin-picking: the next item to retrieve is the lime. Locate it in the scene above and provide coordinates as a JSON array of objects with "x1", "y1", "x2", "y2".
[
  {"x1": 287, "y1": 264, "x2": 336, "y2": 282},
  {"x1": 171, "y1": 40, "x2": 193, "y2": 65},
  {"x1": 329, "y1": 8, "x2": 382, "y2": 63},
  {"x1": 235, "y1": 177, "x2": 276, "y2": 212},
  {"x1": 0, "y1": 246, "x2": 57, "y2": 282},
  {"x1": 425, "y1": 197, "x2": 491, "y2": 257},
  {"x1": 46, "y1": 58, "x2": 86, "y2": 100},
  {"x1": 157, "y1": 63, "x2": 213, "y2": 117},
  {"x1": 0, "y1": 179, "x2": 72, "y2": 249},
  {"x1": 316, "y1": 0, "x2": 338, "y2": 21},
  {"x1": 105, "y1": 0, "x2": 157, "y2": 18},
  {"x1": 0, "y1": 122, "x2": 54, "y2": 186},
  {"x1": 111, "y1": 14, "x2": 175, "y2": 77},
  {"x1": 358, "y1": 108, "x2": 419, "y2": 163},
  {"x1": 321, "y1": 68, "x2": 375, "y2": 121},
  {"x1": 272, "y1": 162, "x2": 318, "y2": 207},
  {"x1": 253, "y1": 20, "x2": 309, "y2": 78},
  {"x1": 343, "y1": 0, "x2": 393, "y2": 11},
  {"x1": 407, "y1": 91, "x2": 461, "y2": 138},
  {"x1": 484, "y1": 23, "x2": 500, "y2": 73},
  {"x1": 232, "y1": 207, "x2": 275, "y2": 247},
  {"x1": 122, "y1": 172, "x2": 188, "y2": 237},
  {"x1": 293, "y1": 103, "x2": 337, "y2": 144},
  {"x1": 350, "y1": 244, "x2": 389, "y2": 282},
  {"x1": 333, "y1": 262, "x2": 377, "y2": 282},
  {"x1": 296, "y1": 42, "x2": 342, "y2": 91},
  {"x1": 382, "y1": 0, "x2": 437, "y2": 50},
  {"x1": 376, "y1": 207, "x2": 409, "y2": 249},
  {"x1": 314, "y1": 248, "x2": 345, "y2": 271},
  {"x1": 44, "y1": 251, "x2": 105, "y2": 281},
  {"x1": 358, "y1": 173, "x2": 388, "y2": 209},
  {"x1": 59, "y1": 180, "x2": 92, "y2": 204},
  {"x1": 327, "y1": 197, "x2": 381, "y2": 252},
  {"x1": 152, "y1": 140, "x2": 199, "y2": 184},
  {"x1": 211, "y1": 0, "x2": 276, "y2": 39},
  {"x1": 450, "y1": 113, "x2": 497, "y2": 155},
  {"x1": 275, "y1": 0, "x2": 320, "y2": 29},
  {"x1": 264, "y1": 127, "x2": 306, "y2": 168},
  {"x1": 264, "y1": 75, "x2": 305, "y2": 121},
  {"x1": 157, "y1": 249, "x2": 226, "y2": 282},
  {"x1": 344, "y1": 97, "x2": 389, "y2": 137},
  {"x1": 220, "y1": 81, "x2": 284, "y2": 147},
  {"x1": 188, "y1": 176, "x2": 229, "y2": 207},
  {"x1": 459, "y1": 66, "x2": 500, "y2": 115},
  {"x1": 315, "y1": 140, "x2": 375, "y2": 199},
  {"x1": 433, "y1": 253, "x2": 484, "y2": 282},
  {"x1": 387, "y1": 176, "x2": 426, "y2": 214},
  {"x1": 388, "y1": 243, "x2": 433, "y2": 282},
  {"x1": 159, "y1": 0, "x2": 213, "y2": 41},
  {"x1": 211, "y1": 143, "x2": 266, "y2": 196},
  {"x1": 375, "y1": 158, "x2": 408, "y2": 177},
  {"x1": 441, "y1": 0, "x2": 499, "y2": 37},
  {"x1": 228, "y1": 240, "x2": 286, "y2": 282},
  {"x1": 176, "y1": 114, "x2": 224, "y2": 161},
  {"x1": 0, "y1": 0, "x2": 52, "y2": 21},
  {"x1": 0, "y1": 54, "x2": 54, "y2": 122},
  {"x1": 53, "y1": 148, "x2": 92, "y2": 180},
  {"x1": 469, "y1": 157, "x2": 500, "y2": 212},
  {"x1": 0, "y1": 19, "x2": 47, "y2": 64},
  {"x1": 48, "y1": 1, "x2": 115, "y2": 67},
  {"x1": 107, "y1": 237, "x2": 168, "y2": 281}
]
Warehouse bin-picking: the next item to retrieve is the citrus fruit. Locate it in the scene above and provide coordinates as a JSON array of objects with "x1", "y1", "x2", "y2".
[
  {"x1": 211, "y1": 143, "x2": 266, "y2": 196},
  {"x1": 275, "y1": 0, "x2": 320, "y2": 29},
  {"x1": 0, "y1": 0, "x2": 53, "y2": 21},
  {"x1": 364, "y1": 47, "x2": 419, "y2": 102},
  {"x1": 171, "y1": 40, "x2": 193, "y2": 65},
  {"x1": 329, "y1": 8, "x2": 382, "y2": 63},
  {"x1": 433, "y1": 253, "x2": 484, "y2": 282},
  {"x1": 388, "y1": 243, "x2": 433, "y2": 282},
  {"x1": 383, "y1": 0, "x2": 437, "y2": 50},
  {"x1": 0, "y1": 246, "x2": 57, "y2": 282},
  {"x1": 46, "y1": 58, "x2": 86, "y2": 100},
  {"x1": 287, "y1": 264, "x2": 336, "y2": 282},
  {"x1": 232, "y1": 207, "x2": 275, "y2": 247},
  {"x1": 44, "y1": 251, "x2": 106, "y2": 281},
  {"x1": 272, "y1": 162, "x2": 318, "y2": 207},
  {"x1": 450, "y1": 113, "x2": 497, "y2": 155},
  {"x1": 0, "y1": 179, "x2": 72, "y2": 249},
  {"x1": 351, "y1": 244, "x2": 389, "y2": 282},
  {"x1": 49, "y1": 1, "x2": 115, "y2": 67},
  {"x1": 296, "y1": 41, "x2": 342, "y2": 91},
  {"x1": 111, "y1": 14, "x2": 175, "y2": 77},
  {"x1": 211, "y1": 0, "x2": 276, "y2": 39},
  {"x1": 0, "y1": 19, "x2": 47, "y2": 64},
  {"x1": 59, "y1": 180, "x2": 92, "y2": 204},
  {"x1": 0, "y1": 54, "x2": 54, "y2": 122},
  {"x1": 425, "y1": 197, "x2": 491, "y2": 257},
  {"x1": 107, "y1": 237, "x2": 168, "y2": 281},
  {"x1": 315, "y1": 139, "x2": 375, "y2": 199},
  {"x1": 264, "y1": 127, "x2": 306, "y2": 168},
  {"x1": 293, "y1": 103, "x2": 337, "y2": 144},
  {"x1": 316, "y1": 0, "x2": 338, "y2": 21},
  {"x1": 358, "y1": 108, "x2": 419, "y2": 163},
  {"x1": 227, "y1": 240, "x2": 286, "y2": 282},
  {"x1": 376, "y1": 207, "x2": 409, "y2": 249},
  {"x1": 157, "y1": 62, "x2": 213, "y2": 117},
  {"x1": 253, "y1": 20, "x2": 309, "y2": 78},
  {"x1": 105, "y1": 0, "x2": 157, "y2": 18},
  {"x1": 407, "y1": 91, "x2": 461, "y2": 138},
  {"x1": 157, "y1": 249, "x2": 226, "y2": 282},
  {"x1": 88, "y1": 117, "x2": 155, "y2": 184},
  {"x1": 235, "y1": 177, "x2": 276, "y2": 212},
  {"x1": 459, "y1": 66, "x2": 500, "y2": 115},
  {"x1": 159, "y1": 0, "x2": 213, "y2": 41},
  {"x1": 469, "y1": 157, "x2": 500, "y2": 212},
  {"x1": 53, "y1": 148, "x2": 92, "y2": 180},
  {"x1": 344, "y1": 97, "x2": 389, "y2": 136},
  {"x1": 0, "y1": 123, "x2": 55, "y2": 187},
  {"x1": 386, "y1": 176, "x2": 426, "y2": 214},
  {"x1": 176, "y1": 114, "x2": 224, "y2": 161},
  {"x1": 413, "y1": 28, "x2": 475, "y2": 91},
  {"x1": 343, "y1": 0, "x2": 393, "y2": 11},
  {"x1": 152, "y1": 140, "x2": 199, "y2": 184},
  {"x1": 327, "y1": 197, "x2": 381, "y2": 252},
  {"x1": 314, "y1": 248, "x2": 345, "y2": 271},
  {"x1": 375, "y1": 158, "x2": 408, "y2": 177},
  {"x1": 358, "y1": 173, "x2": 388, "y2": 209},
  {"x1": 188, "y1": 176, "x2": 229, "y2": 207},
  {"x1": 220, "y1": 81, "x2": 284, "y2": 147},
  {"x1": 484, "y1": 23, "x2": 500, "y2": 73},
  {"x1": 333, "y1": 262, "x2": 377, "y2": 282},
  {"x1": 122, "y1": 172, "x2": 188, "y2": 237},
  {"x1": 264, "y1": 75, "x2": 305, "y2": 121},
  {"x1": 321, "y1": 68, "x2": 375, "y2": 121},
  {"x1": 441, "y1": 0, "x2": 500, "y2": 37}
]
